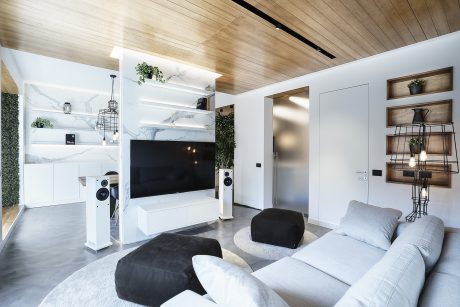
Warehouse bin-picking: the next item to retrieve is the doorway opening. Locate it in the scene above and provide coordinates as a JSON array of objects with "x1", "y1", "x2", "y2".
[{"x1": 271, "y1": 87, "x2": 309, "y2": 216}]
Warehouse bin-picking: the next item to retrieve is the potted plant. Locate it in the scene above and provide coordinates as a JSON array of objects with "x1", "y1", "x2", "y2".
[
  {"x1": 408, "y1": 137, "x2": 423, "y2": 154},
  {"x1": 135, "y1": 62, "x2": 169, "y2": 85},
  {"x1": 31, "y1": 117, "x2": 53, "y2": 128},
  {"x1": 407, "y1": 79, "x2": 425, "y2": 95}
]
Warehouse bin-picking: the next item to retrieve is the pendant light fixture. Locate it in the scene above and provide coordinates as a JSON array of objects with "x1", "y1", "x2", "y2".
[{"x1": 96, "y1": 75, "x2": 119, "y2": 145}]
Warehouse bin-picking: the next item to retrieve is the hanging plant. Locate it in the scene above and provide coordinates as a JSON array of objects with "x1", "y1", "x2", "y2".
[
  {"x1": 135, "y1": 62, "x2": 170, "y2": 85},
  {"x1": 31, "y1": 117, "x2": 53, "y2": 128},
  {"x1": 215, "y1": 112, "x2": 235, "y2": 169}
]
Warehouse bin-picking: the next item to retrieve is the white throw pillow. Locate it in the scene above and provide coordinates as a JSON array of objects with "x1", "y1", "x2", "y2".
[
  {"x1": 334, "y1": 244, "x2": 425, "y2": 307},
  {"x1": 192, "y1": 255, "x2": 289, "y2": 307},
  {"x1": 335, "y1": 200, "x2": 402, "y2": 250}
]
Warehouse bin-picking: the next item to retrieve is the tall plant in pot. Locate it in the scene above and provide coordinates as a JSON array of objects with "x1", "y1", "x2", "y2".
[{"x1": 215, "y1": 112, "x2": 235, "y2": 170}]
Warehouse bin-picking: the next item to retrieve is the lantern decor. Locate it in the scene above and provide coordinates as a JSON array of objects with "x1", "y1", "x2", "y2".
[
  {"x1": 390, "y1": 108, "x2": 459, "y2": 222},
  {"x1": 96, "y1": 75, "x2": 119, "y2": 145}
]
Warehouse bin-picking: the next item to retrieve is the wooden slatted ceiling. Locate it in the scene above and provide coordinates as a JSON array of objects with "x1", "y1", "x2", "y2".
[
  {"x1": 1, "y1": 62, "x2": 19, "y2": 95},
  {"x1": 0, "y1": 0, "x2": 458, "y2": 94}
]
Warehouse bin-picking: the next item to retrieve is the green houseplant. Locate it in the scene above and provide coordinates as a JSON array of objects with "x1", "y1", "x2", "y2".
[
  {"x1": 2, "y1": 93, "x2": 19, "y2": 207},
  {"x1": 31, "y1": 117, "x2": 53, "y2": 128},
  {"x1": 408, "y1": 136, "x2": 423, "y2": 154},
  {"x1": 408, "y1": 79, "x2": 425, "y2": 95},
  {"x1": 215, "y1": 112, "x2": 235, "y2": 169},
  {"x1": 135, "y1": 62, "x2": 169, "y2": 85}
]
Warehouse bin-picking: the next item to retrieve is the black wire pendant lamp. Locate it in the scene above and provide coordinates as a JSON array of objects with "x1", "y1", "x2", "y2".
[
  {"x1": 390, "y1": 108, "x2": 459, "y2": 222},
  {"x1": 96, "y1": 74, "x2": 119, "y2": 145}
]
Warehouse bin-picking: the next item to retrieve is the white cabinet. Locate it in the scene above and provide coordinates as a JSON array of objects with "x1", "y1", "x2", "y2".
[
  {"x1": 24, "y1": 161, "x2": 118, "y2": 207},
  {"x1": 54, "y1": 163, "x2": 79, "y2": 203},
  {"x1": 24, "y1": 164, "x2": 54, "y2": 206}
]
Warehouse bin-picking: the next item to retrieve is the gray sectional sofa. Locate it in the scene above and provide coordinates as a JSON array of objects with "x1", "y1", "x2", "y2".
[{"x1": 162, "y1": 201, "x2": 460, "y2": 307}]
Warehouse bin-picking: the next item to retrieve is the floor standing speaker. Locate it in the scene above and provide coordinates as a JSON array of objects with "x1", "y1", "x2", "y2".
[
  {"x1": 85, "y1": 176, "x2": 112, "y2": 251},
  {"x1": 219, "y1": 169, "x2": 234, "y2": 220}
]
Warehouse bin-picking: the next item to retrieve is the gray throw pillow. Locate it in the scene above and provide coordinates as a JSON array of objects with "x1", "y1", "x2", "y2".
[{"x1": 335, "y1": 200, "x2": 402, "y2": 250}]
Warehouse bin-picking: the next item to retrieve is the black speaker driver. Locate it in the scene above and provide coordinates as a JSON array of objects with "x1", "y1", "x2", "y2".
[
  {"x1": 224, "y1": 172, "x2": 230, "y2": 177},
  {"x1": 96, "y1": 188, "x2": 110, "y2": 201},
  {"x1": 101, "y1": 179, "x2": 109, "y2": 187},
  {"x1": 224, "y1": 177, "x2": 233, "y2": 187}
]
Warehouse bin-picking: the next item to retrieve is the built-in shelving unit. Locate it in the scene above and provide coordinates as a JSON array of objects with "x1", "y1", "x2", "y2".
[
  {"x1": 387, "y1": 67, "x2": 453, "y2": 100},
  {"x1": 141, "y1": 100, "x2": 212, "y2": 114},
  {"x1": 386, "y1": 100, "x2": 452, "y2": 127},
  {"x1": 386, "y1": 163, "x2": 451, "y2": 188},
  {"x1": 140, "y1": 121, "x2": 209, "y2": 131},
  {"x1": 31, "y1": 108, "x2": 99, "y2": 117},
  {"x1": 144, "y1": 80, "x2": 214, "y2": 96},
  {"x1": 386, "y1": 132, "x2": 452, "y2": 155}
]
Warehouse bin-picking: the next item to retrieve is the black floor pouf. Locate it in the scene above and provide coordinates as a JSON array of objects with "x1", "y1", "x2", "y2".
[
  {"x1": 115, "y1": 233, "x2": 222, "y2": 306},
  {"x1": 251, "y1": 208, "x2": 305, "y2": 249}
]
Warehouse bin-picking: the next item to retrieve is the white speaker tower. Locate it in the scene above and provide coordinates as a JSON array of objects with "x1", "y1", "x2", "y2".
[
  {"x1": 219, "y1": 169, "x2": 234, "y2": 220},
  {"x1": 85, "y1": 176, "x2": 112, "y2": 251}
]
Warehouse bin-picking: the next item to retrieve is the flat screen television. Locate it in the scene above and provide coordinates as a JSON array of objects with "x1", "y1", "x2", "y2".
[{"x1": 130, "y1": 140, "x2": 215, "y2": 198}]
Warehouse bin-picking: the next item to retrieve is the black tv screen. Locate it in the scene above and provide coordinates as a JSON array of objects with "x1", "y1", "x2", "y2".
[{"x1": 130, "y1": 140, "x2": 215, "y2": 198}]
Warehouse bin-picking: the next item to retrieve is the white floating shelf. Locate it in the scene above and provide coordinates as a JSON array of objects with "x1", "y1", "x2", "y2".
[
  {"x1": 141, "y1": 101, "x2": 212, "y2": 115},
  {"x1": 143, "y1": 81, "x2": 214, "y2": 96},
  {"x1": 31, "y1": 127, "x2": 98, "y2": 132},
  {"x1": 31, "y1": 108, "x2": 99, "y2": 117},
  {"x1": 140, "y1": 122, "x2": 210, "y2": 132},
  {"x1": 30, "y1": 142, "x2": 118, "y2": 147}
]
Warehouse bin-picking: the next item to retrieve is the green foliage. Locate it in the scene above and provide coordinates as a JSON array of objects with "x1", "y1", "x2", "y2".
[
  {"x1": 135, "y1": 62, "x2": 170, "y2": 85},
  {"x1": 409, "y1": 137, "x2": 423, "y2": 146},
  {"x1": 215, "y1": 112, "x2": 235, "y2": 169},
  {"x1": 1, "y1": 93, "x2": 19, "y2": 207},
  {"x1": 407, "y1": 79, "x2": 425, "y2": 88},
  {"x1": 31, "y1": 117, "x2": 53, "y2": 128}
]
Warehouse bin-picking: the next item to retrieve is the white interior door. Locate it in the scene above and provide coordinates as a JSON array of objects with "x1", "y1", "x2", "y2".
[{"x1": 319, "y1": 84, "x2": 369, "y2": 226}]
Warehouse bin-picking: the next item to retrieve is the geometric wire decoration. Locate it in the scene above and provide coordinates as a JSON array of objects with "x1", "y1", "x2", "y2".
[
  {"x1": 96, "y1": 74, "x2": 119, "y2": 144},
  {"x1": 390, "y1": 108, "x2": 459, "y2": 222}
]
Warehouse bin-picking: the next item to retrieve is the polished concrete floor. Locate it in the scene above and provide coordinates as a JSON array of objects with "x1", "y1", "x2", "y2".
[{"x1": 0, "y1": 203, "x2": 329, "y2": 307}]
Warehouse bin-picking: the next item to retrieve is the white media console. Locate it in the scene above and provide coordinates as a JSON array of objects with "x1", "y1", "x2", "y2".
[{"x1": 137, "y1": 196, "x2": 219, "y2": 236}]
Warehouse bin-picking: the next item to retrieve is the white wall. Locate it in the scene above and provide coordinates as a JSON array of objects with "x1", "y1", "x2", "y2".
[{"x1": 227, "y1": 32, "x2": 460, "y2": 228}]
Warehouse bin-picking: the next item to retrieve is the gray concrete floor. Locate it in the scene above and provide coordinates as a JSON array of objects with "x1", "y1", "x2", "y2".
[{"x1": 0, "y1": 202, "x2": 329, "y2": 307}]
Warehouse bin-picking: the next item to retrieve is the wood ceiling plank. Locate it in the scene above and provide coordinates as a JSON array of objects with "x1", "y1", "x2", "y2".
[
  {"x1": 373, "y1": 0, "x2": 416, "y2": 45},
  {"x1": 339, "y1": 0, "x2": 398, "y2": 50},
  {"x1": 389, "y1": 0, "x2": 427, "y2": 42},
  {"x1": 438, "y1": 0, "x2": 460, "y2": 31},
  {"x1": 1, "y1": 62, "x2": 19, "y2": 95},
  {"x1": 408, "y1": 0, "x2": 439, "y2": 38},
  {"x1": 426, "y1": 0, "x2": 450, "y2": 34},
  {"x1": 247, "y1": 0, "x2": 356, "y2": 62}
]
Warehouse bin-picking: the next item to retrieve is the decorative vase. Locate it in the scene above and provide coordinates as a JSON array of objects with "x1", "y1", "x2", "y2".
[
  {"x1": 37, "y1": 123, "x2": 44, "y2": 128},
  {"x1": 409, "y1": 84, "x2": 423, "y2": 95},
  {"x1": 146, "y1": 72, "x2": 153, "y2": 79},
  {"x1": 409, "y1": 143, "x2": 421, "y2": 155},
  {"x1": 412, "y1": 108, "x2": 429, "y2": 124},
  {"x1": 63, "y1": 102, "x2": 72, "y2": 114}
]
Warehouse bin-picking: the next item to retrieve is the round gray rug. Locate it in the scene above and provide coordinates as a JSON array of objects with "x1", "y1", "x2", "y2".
[
  {"x1": 40, "y1": 247, "x2": 251, "y2": 307},
  {"x1": 234, "y1": 226, "x2": 318, "y2": 260}
]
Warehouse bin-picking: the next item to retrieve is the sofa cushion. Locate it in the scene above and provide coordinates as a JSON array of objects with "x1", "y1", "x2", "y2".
[
  {"x1": 292, "y1": 231, "x2": 385, "y2": 285},
  {"x1": 253, "y1": 257, "x2": 349, "y2": 307},
  {"x1": 418, "y1": 272, "x2": 460, "y2": 307},
  {"x1": 335, "y1": 200, "x2": 402, "y2": 250},
  {"x1": 431, "y1": 231, "x2": 460, "y2": 277},
  {"x1": 192, "y1": 255, "x2": 289, "y2": 307},
  {"x1": 392, "y1": 215, "x2": 444, "y2": 273},
  {"x1": 334, "y1": 244, "x2": 425, "y2": 307}
]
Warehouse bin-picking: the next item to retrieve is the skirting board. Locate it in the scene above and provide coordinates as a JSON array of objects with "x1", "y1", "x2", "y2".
[{"x1": 308, "y1": 218, "x2": 338, "y2": 230}]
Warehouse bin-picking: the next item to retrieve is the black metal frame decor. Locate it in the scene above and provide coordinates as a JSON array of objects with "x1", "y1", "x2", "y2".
[
  {"x1": 390, "y1": 108, "x2": 459, "y2": 221},
  {"x1": 96, "y1": 75, "x2": 119, "y2": 144}
]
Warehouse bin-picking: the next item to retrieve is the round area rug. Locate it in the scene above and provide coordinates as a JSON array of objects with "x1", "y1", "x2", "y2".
[
  {"x1": 40, "y1": 247, "x2": 251, "y2": 307},
  {"x1": 234, "y1": 226, "x2": 318, "y2": 261}
]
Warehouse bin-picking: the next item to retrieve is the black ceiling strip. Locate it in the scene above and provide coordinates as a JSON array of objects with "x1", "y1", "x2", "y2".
[{"x1": 231, "y1": 0, "x2": 336, "y2": 59}]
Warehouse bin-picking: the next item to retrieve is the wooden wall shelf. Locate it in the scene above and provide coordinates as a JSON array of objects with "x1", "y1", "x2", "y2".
[
  {"x1": 387, "y1": 100, "x2": 452, "y2": 127},
  {"x1": 386, "y1": 132, "x2": 452, "y2": 155},
  {"x1": 387, "y1": 67, "x2": 453, "y2": 100},
  {"x1": 386, "y1": 163, "x2": 451, "y2": 188}
]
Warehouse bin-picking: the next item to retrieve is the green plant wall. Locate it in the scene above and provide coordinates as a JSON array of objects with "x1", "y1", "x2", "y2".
[
  {"x1": 215, "y1": 111, "x2": 235, "y2": 169},
  {"x1": 1, "y1": 92, "x2": 19, "y2": 207}
]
